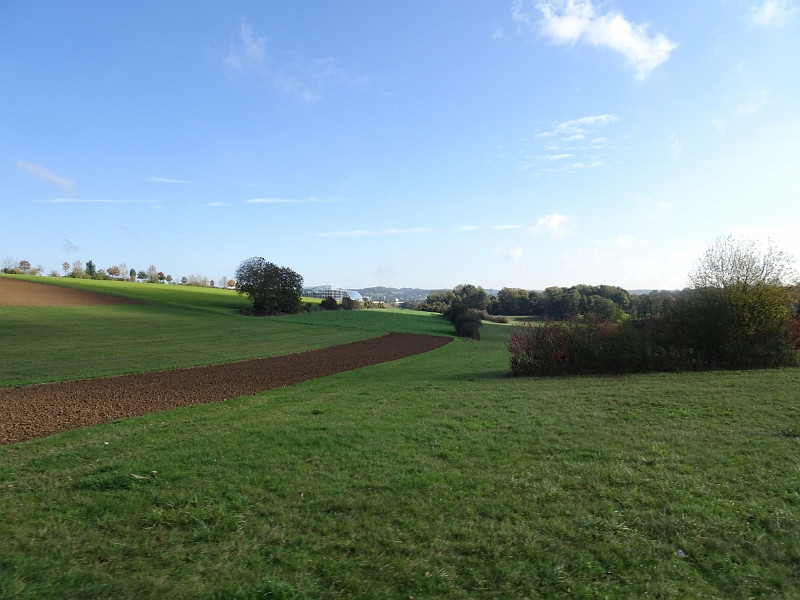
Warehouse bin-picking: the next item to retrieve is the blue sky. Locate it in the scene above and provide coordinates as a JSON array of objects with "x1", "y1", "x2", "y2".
[{"x1": 2, "y1": 0, "x2": 799, "y2": 290}]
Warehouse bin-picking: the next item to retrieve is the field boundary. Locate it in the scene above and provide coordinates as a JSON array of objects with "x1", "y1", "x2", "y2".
[{"x1": 0, "y1": 332, "x2": 452, "y2": 445}]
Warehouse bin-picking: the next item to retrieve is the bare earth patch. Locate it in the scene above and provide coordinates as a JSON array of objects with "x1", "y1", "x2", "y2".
[
  {"x1": 0, "y1": 277, "x2": 140, "y2": 306},
  {"x1": 0, "y1": 332, "x2": 452, "y2": 444}
]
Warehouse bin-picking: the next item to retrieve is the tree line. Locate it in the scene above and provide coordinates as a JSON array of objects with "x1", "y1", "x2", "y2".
[
  {"x1": 508, "y1": 236, "x2": 800, "y2": 374},
  {"x1": 417, "y1": 282, "x2": 642, "y2": 321}
]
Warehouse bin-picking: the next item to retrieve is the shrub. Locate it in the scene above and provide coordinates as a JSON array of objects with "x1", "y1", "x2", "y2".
[
  {"x1": 320, "y1": 296, "x2": 338, "y2": 311},
  {"x1": 341, "y1": 296, "x2": 361, "y2": 310},
  {"x1": 475, "y1": 309, "x2": 508, "y2": 324},
  {"x1": 443, "y1": 302, "x2": 469, "y2": 323},
  {"x1": 454, "y1": 310, "x2": 482, "y2": 340}
]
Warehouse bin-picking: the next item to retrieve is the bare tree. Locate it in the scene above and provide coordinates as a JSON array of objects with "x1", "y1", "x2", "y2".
[
  {"x1": 62, "y1": 262, "x2": 70, "y2": 276},
  {"x1": 18, "y1": 260, "x2": 31, "y2": 273},
  {"x1": 690, "y1": 235, "x2": 797, "y2": 291},
  {"x1": 2, "y1": 256, "x2": 17, "y2": 270},
  {"x1": 146, "y1": 264, "x2": 158, "y2": 283},
  {"x1": 71, "y1": 260, "x2": 84, "y2": 276}
]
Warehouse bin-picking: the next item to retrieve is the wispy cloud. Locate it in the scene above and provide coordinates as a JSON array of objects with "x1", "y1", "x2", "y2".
[
  {"x1": 219, "y1": 19, "x2": 369, "y2": 103},
  {"x1": 225, "y1": 21, "x2": 268, "y2": 71},
  {"x1": 146, "y1": 176, "x2": 195, "y2": 183},
  {"x1": 16, "y1": 161, "x2": 76, "y2": 193},
  {"x1": 204, "y1": 202, "x2": 227, "y2": 207},
  {"x1": 39, "y1": 199, "x2": 155, "y2": 203},
  {"x1": 61, "y1": 239, "x2": 78, "y2": 253},
  {"x1": 636, "y1": 193, "x2": 673, "y2": 222},
  {"x1": 749, "y1": 1, "x2": 797, "y2": 26},
  {"x1": 507, "y1": 246, "x2": 525, "y2": 260},
  {"x1": 245, "y1": 196, "x2": 333, "y2": 204},
  {"x1": 319, "y1": 230, "x2": 374, "y2": 237},
  {"x1": 491, "y1": 224, "x2": 522, "y2": 230},
  {"x1": 117, "y1": 225, "x2": 138, "y2": 237},
  {"x1": 514, "y1": 0, "x2": 676, "y2": 80},
  {"x1": 668, "y1": 133, "x2": 682, "y2": 157},
  {"x1": 318, "y1": 227, "x2": 433, "y2": 237},
  {"x1": 528, "y1": 213, "x2": 575, "y2": 237},
  {"x1": 457, "y1": 225, "x2": 479, "y2": 231},
  {"x1": 513, "y1": 113, "x2": 620, "y2": 175},
  {"x1": 738, "y1": 89, "x2": 769, "y2": 115}
]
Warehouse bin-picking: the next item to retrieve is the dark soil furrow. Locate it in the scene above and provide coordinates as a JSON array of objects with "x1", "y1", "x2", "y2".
[{"x1": 0, "y1": 332, "x2": 452, "y2": 444}]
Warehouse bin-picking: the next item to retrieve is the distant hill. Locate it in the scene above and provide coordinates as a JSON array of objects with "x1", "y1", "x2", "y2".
[{"x1": 355, "y1": 287, "x2": 447, "y2": 302}]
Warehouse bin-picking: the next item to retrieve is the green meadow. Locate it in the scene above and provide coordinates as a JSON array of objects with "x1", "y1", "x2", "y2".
[{"x1": 1, "y1": 276, "x2": 799, "y2": 599}]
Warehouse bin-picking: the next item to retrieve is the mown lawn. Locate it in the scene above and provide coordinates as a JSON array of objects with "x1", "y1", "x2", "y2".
[{"x1": 1, "y1": 304, "x2": 799, "y2": 599}]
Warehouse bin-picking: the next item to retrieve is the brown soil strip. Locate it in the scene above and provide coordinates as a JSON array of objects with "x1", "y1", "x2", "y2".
[
  {"x1": 0, "y1": 332, "x2": 452, "y2": 445},
  {"x1": 0, "y1": 277, "x2": 140, "y2": 307}
]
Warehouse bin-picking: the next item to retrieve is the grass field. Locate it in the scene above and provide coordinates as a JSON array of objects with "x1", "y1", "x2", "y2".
[{"x1": 1, "y1": 276, "x2": 799, "y2": 599}]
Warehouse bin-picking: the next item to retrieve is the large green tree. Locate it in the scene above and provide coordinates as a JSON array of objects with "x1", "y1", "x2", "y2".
[{"x1": 235, "y1": 257, "x2": 303, "y2": 315}]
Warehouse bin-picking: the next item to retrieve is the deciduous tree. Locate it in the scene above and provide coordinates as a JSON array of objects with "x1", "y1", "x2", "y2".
[{"x1": 235, "y1": 257, "x2": 303, "y2": 315}]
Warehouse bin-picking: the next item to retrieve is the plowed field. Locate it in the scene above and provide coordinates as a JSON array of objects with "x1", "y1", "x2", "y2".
[
  {"x1": 0, "y1": 277, "x2": 139, "y2": 306},
  {"x1": 0, "y1": 332, "x2": 452, "y2": 444}
]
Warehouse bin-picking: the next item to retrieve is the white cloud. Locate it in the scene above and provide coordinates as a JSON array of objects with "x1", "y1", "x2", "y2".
[
  {"x1": 319, "y1": 230, "x2": 374, "y2": 237},
  {"x1": 204, "y1": 202, "x2": 226, "y2": 207},
  {"x1": 712, "y1": 118, "x2": 726, "y2": 131},
  {"x1": 635, "y1": 193, "x2": 673, "y2": 222},
  {"x1": 245, "y1": 197, "x2": 330, "y2": 204},
  {"x1": 515, "y1": 0, "x2": 676, "y2": 80},
  {"x1": 318, "y1": 228, "x2": 433, "y2": 237},
  {"x1": 492, "y1": 24, "x2": 505, "y2": 39},
  {"x1": 16, "y1": 161, "x2": 76, "y2": 193},
  {"x1": 668, "y1": 133, "x2": 682, "y2": 157},
  {"x1": 457, "y1": 225, "x2": 479, "y2": 231},
  {"x1": 39, "y1": 199, "x2": 154, "y2": 203},
  {"x1": 381, "y1": 228, "x2": 433, "y2": 235},
  {"x1": 491, "y1": 224, "x2": 523, "y2": 230},
  {"x1": 507, "y1": 246, "x2": 525, "y2": 260},
  {"x1": 147, "y1": 176, "x2": 194, "y2": 183},
  {"x1": 546, "y1": 153, "x2": 573, "y2": 161},
  {"x1": 749, "y1": 1, "x2": 798, "y2": 26},
  {"x1": 528, "y1": 213, "x2": 575, "y2": 237},
  {"x1": 738, "y1": 89, "x2": 769, "y2": 115},
  {"x1": 225, "y1": 22, "x2": 267, "y2": 71}
]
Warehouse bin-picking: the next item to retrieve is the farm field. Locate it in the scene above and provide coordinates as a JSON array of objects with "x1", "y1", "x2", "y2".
[
  {"x1": 0, "y1": 276, "x2": 376, "y2": 387},
  {"x1": 1, "y1": 277, "x2": 799, "y2": 598}
]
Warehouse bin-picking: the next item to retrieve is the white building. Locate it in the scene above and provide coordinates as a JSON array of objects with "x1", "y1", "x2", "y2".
[{"x1": 303, "y1": 284, "x2": 362, "y2": 302}]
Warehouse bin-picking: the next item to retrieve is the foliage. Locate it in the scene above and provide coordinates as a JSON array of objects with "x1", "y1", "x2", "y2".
[
  {"x1": 235, "y1": 257, "x2": 303, "y2": 316},
  {"x1": 443, "y1": 301, "x2": 469, "y2": 323},
  {"x1": 454, "y1": 310, "x2": 482, "y2": 340},
  {"x1": 85, "y1": 260, "x2": 96, "y2": 277},
  {"x1": 136, "y1": 270, "x2": 147, "y2": 282},
  {"x1": 320, "y1": 296, "x2": 339, "y2": 311},
  {"x1": 340, "y1": 296, "x2": 361, "y2": 310},
  {"x1": 508, "y1": 317, "x2": 654, "y2": 376},
  {"x1": 453, "y1": 283, "x2": 489, "y2": 310},
  {"x1": 475, "y1": 309, "x2": 507, "y2": 323},
  {"x1": 509, "y1": 237, "x2": 800, "y2": 376}
]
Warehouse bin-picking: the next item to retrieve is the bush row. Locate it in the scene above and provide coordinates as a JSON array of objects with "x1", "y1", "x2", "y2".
[{"x1": 509, "y1": 289, "x2": 800, "y2": 376}]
